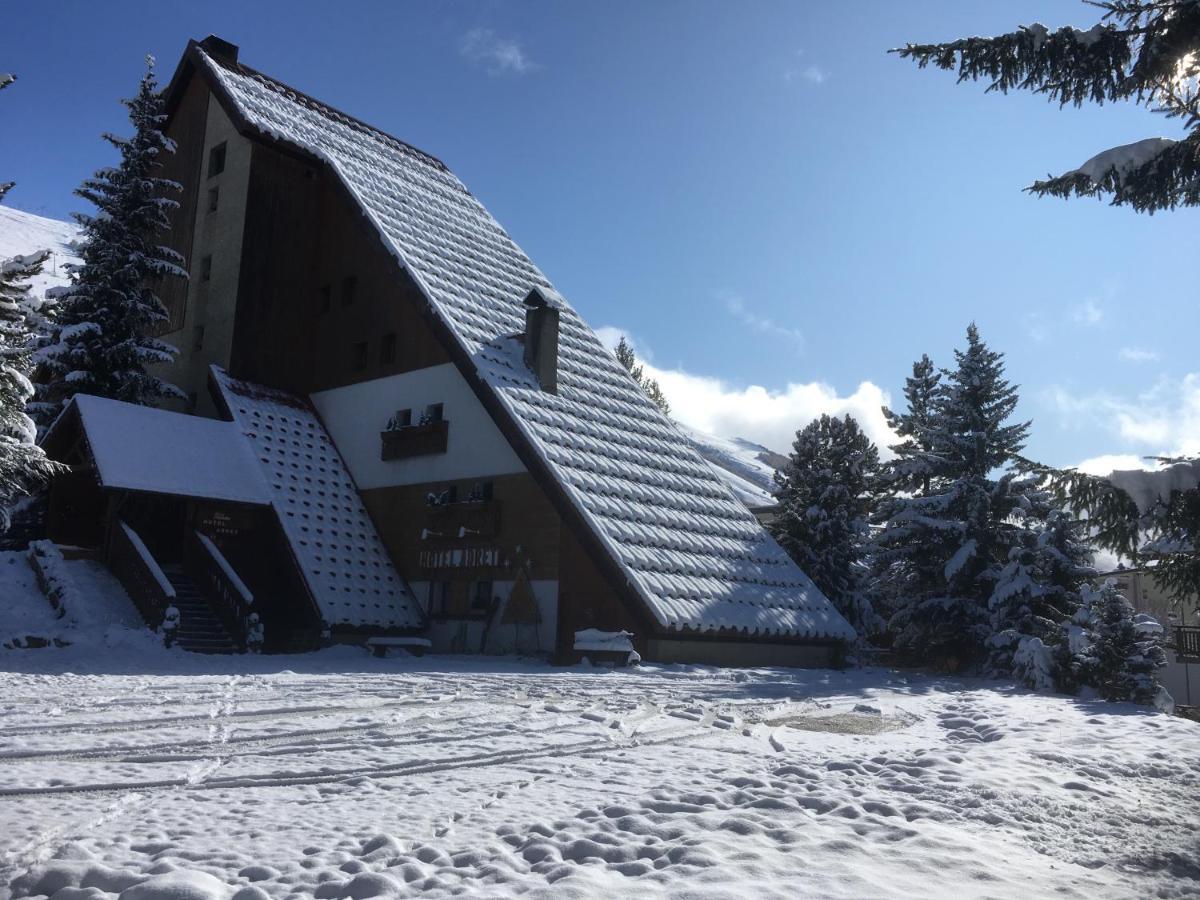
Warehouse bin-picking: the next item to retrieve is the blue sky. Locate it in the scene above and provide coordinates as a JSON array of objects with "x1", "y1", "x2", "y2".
[{"x1": 3, "y1": 1, "x2": 1197, "y2": 470}]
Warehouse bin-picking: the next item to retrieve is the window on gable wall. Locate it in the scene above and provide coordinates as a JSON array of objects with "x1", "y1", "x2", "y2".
[
  {"x1": 208, "y1": 142, "x2": 227, "y2": 178},
  {"x1": 350, "y1": 341, "x2": 368, "y2": 371},
  {"x1": 379, "y1": 332, "x2": 396, "y2": 366},
  {"x1": 200, "y1": 255, "x2": 213, "y2": 282},
  {"x1": 208, "y1": 187, "x2": 219, "y2": 212}
]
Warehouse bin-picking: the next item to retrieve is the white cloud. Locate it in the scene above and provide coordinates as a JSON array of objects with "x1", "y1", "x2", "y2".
[
  {"x1": 1075, "y1": 454, "x2": 1159, "y2": 476},
  {"x1": 724, "y1": 295, "x2": 805, "y2": 352},
  {"x1": 597, "y1": 325, "x2": 894, "y2": 455},
  {"x1": 800, "y1": 65, "x2": 827, "y2": 84},
  {"x1": 459, "y1": 28, "x2": 538, "y2": 75},
  {"x1": 1044, "y1": 373, "x2": 1200, "y2": 460},
  {"x1": 783, "y1": 51, "x2": 828, "y2": 86},
  {"x1": 1072, "y1": 299, "x2": 1104, "y2": 327},
  {"x1": 1022, "y1": 311, "x2": 1050, "y2": 343},
  {"x1": 1118, "y1": 346, "x2": 1159, "y2": 363}
]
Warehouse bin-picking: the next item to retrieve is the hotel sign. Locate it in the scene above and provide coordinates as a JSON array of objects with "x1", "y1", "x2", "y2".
[{"x1": 419, "y1": 546, "x2": 504, "y2": 570}]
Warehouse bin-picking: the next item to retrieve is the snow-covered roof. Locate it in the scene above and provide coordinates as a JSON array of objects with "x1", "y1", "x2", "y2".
[
  {"x1": 57, "y1": 394, "x2": 272, "y2": 505},
  {"x1": 197, "y1": 48, "x2": 853, "y2": 642},
  {"x1": 210, "y1": 368, "x2": 423, "y2": 631}
]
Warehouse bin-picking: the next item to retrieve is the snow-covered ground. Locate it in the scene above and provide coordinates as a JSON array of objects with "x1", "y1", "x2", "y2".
[
  {"x1": 681, "y1": 426, "x2": 785, "y2": 509},
  {"x1": 1, "y1": 641, "x2": 1197, "y2": 899},
  {"x1": 0, "y1": 206, "x2": 82, "y2": 303}
]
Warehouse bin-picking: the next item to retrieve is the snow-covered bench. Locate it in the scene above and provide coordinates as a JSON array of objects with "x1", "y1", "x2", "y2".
[
  {"x1": 365, "y1": 636, "x2": 433, "y2": 658},
  {"x1": 573, "y1": 629, "x2": 641, "y2": 667}
]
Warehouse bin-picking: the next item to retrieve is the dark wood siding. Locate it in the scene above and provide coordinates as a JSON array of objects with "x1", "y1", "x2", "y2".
[
  {"x1": 230, "y1": 142, "x2": 449, "y2": 394},
  {"x1": 360, "y1": 472, "x2": 561, "y2": 588},
  {"x1": 156, "y1": 75, "x2": 209, "y2": 334},
  {"x1": 557, "y1": 524, "x2": 647, "y2": 659}
]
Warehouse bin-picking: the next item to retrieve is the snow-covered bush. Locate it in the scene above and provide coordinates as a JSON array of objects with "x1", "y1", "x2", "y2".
[{"x1": 1069, "y1": 581, "x2": 1168, "y2": 706}]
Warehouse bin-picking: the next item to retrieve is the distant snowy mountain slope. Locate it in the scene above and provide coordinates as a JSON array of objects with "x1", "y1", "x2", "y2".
[
  {"x1": 0, "y1": 206, "x2": 82, "y2": 308},
  {"x1": 680, "y1": 425, "x2": 785, "y2": 509}
]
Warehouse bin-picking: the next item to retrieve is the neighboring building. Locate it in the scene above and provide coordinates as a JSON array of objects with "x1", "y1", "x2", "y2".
[
  {"x1": 1105, "y1": 567, "x2": 1197, "y2": 709},
  {"x1": 43, "y1": 35, "x2": 854, "y2": 664}
]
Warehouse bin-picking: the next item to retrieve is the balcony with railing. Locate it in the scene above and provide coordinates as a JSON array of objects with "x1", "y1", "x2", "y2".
[{"x1": 1174, "y1": 626, "x2": 1200, "y2": 663}]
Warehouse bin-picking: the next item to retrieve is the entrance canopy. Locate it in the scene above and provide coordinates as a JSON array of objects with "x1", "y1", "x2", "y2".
[{"x1": 48, "y1": 394, "x2": 272, "y2": 506}]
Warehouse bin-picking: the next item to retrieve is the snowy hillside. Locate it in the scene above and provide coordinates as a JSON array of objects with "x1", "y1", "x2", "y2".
[
  {"x1": 681, "y1": 425, "x2": 785, "y2": 509},
  {"x1": 0, "y1": 206, "x2": 81, "y2": 308}
]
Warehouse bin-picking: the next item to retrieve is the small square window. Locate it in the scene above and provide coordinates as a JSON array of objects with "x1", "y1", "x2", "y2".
[
  {"x1": 350, "y1": 341, "x2": 368, "y2": 371},
  {"x1": 423, "y1": 402, "x2": 444, "y2": 424},
  {"x1": 387, "y1": 408, "x2": 411, "y2": 430},
  {"x1": 379, "y1": 332, "x2": 396, "y2": 366},
  {"x1": 208, "y1": 142, "x2": 227, "y2": 178},
  {"x1": 317, "y1": 284, "x2": 331, "y2": 315},
  {"x1": 340, "y1": 276, "x2": 357, "y2": 307},
  {"x1": 200, "y1": 255, "x2": 213, "y2": 282},
  {"x1": 207, "y1": 187, "x2": 219, "y2": 212}
]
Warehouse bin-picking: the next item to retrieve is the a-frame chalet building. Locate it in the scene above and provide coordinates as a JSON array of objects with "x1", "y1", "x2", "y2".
[{"x1": 43, "y1": 36, "x2": 854, "y2": 664}]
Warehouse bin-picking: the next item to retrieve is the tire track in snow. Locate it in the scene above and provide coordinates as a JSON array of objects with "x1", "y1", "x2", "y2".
[
  {"x1": 0, "y1": 700, "x2": 777, "y2": 800},
  {"x1": 0, "y1": 675, "x2": 242, "y2": 889}
]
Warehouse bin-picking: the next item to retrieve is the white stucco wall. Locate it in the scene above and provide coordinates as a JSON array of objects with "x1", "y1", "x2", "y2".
[{"x1": 310, "y1": 364, "x2": 526, "y2": 490}]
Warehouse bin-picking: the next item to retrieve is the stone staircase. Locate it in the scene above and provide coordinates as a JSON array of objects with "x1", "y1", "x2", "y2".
[{"x1": 160, "y1": 565, "x2": 239, "y2": 654}]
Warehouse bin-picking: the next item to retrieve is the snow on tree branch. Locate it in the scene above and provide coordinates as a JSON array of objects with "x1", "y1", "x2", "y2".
[{"x1": 895, "y1": 1, "x2": 1200, "y2": 213}]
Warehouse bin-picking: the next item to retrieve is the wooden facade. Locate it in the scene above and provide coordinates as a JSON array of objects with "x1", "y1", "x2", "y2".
[{"x1": 89, "y1": 37, "x2": 852, "y2": 664}]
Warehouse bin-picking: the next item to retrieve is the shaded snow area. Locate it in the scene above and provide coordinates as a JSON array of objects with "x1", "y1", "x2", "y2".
[
  {"x1": 1, "y1": 652, "x2": 1197, "y2": 899},
  {"x1": 0, "y1": 207, "x2": 81, "y2": 304},
  {"x1": 0, "y1": 551, "x2": 157, "y2": 653},
  {"x1": 680, "y1": 426, "x2": 784, "y2": 510}
]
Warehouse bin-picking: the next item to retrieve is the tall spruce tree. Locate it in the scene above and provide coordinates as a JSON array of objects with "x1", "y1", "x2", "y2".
[
  {"x1": 882, "y1": 354, "x2": 940, "y2": 497},
  {"x1": 0, "y1": 74, "x2": 61, "y2": 531},
  {"x1": 876, "y1": 325, "x2": 1033, "y2": 666},
  {"x1": 896, "y1": 1, "x2": 1200, "y2": 213},
  {"x1": 772, "y1": 414, "x2": 882, "y2": 638},
  {"x1": 614, "y1": 336, "x2": 670, "y2": 416},
  {"x1": 36, "y1": 57, "x2": 185, "y2": 419}
]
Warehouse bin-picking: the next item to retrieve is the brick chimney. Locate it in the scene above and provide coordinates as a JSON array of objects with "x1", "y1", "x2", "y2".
[{"x1": 522, "y1": 287, "x2": 562, "y2": 394}]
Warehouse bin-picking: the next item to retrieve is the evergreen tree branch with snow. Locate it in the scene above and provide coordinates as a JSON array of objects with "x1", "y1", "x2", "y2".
[
  {"x1": 614, "y1": 336, "x2": 671, "y2": 416},
  {"x1": 771, "y1": 414, "x2": 882, "y2": 639},
  {"x1": 895, "y1": 1, "x2": 1200, "y2": 212},
  {"x1": 0, "y1": 72, "x2": 63, "y2": 531},
  {"x1": 35, "y1": 56, "x2": 186, "y2": 420}
]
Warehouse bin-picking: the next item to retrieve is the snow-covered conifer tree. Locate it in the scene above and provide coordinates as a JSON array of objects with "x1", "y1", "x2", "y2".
[
  {"x1": 896, "y1": 1, "x2": 1200, "y2": 213},
  {"x1": 614, "y1": 336, "x2": 670, "y2": 416},
  {"x1": 989, "y1": 496, "x2": 1095, "y2": 688},
  {"x1": 877, "y1": 325, "x2": 1032, "y2": 666},
  {"x1": 1068, "y1": 581, "x2": 1168, "y2": 704},
  {"x1": 37, "y1": 57, "x2": 185, "y2": 419},
  {"x1": 0, "y1": 74, "x2": 61, "y2": 531},
  {"x1": 772, "y1": 414, "x2": 882, "y2": 638},
  {"x1": 882, "y1": 354, "x2": 940, "y2": 497}
]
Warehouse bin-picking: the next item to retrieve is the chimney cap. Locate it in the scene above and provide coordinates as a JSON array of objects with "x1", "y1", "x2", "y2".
[
  {"x1": 198, "y1": 35, "x2": 240, "y2": 66},
  {"x1": 523, "y1": 285, "x2": 565, "y2": 311}
]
